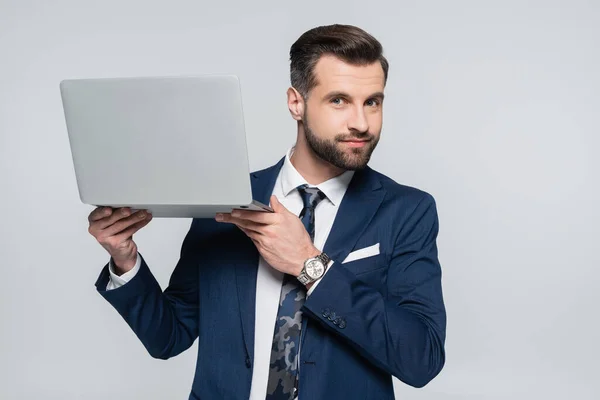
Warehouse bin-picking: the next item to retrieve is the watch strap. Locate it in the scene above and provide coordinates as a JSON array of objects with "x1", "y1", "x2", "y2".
[
  {"x1": 316, "y1": 252, "x2": 330, "y2": 266},
  {"x1": 298, "y1": 252, "x2": 330, "y2": 285}
]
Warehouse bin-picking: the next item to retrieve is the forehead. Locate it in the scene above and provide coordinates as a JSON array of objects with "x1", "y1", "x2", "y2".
[{"x1": 311, "y1": 54, "x2": 385, "y2": 96}]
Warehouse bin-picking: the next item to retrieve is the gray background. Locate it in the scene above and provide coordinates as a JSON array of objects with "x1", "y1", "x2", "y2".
[{"x1": 1, "y1": 0, "x2": 598, "y2": 399}]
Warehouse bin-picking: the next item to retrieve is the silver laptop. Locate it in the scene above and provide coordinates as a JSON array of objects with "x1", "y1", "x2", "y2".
[{"x1": 59, "y1": 74, "x2": 273, "y2": 218}]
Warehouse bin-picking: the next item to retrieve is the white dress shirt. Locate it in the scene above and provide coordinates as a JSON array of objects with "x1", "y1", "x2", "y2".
[{"x1": 106, "y1": 147, "x2": 354, "y2": 399}]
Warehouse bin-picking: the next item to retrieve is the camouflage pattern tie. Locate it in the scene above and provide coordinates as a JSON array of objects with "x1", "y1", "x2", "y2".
[{"x1": 265, "y1": 184, "x2": 326, "y2": 400}]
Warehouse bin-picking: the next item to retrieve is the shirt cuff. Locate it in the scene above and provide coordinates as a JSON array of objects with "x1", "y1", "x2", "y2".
[
  {"x1": 106, "y1": 253, "x2": 142, "y2": 290},
  {"x1": 307, "y1": 260, "x2": 334, "y2": 296}
]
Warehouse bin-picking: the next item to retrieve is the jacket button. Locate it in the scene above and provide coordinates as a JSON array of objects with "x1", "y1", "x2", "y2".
[
  {"x1": 245, "y1": 357, "x2": 251, "y2": 368},
  {"x1": 328, "y1": 311, "x2": 337, "y2": 321},
  {"x1": 338, "y1": 318, "x2": 347, "y2": 329},
  {"x1": 322, "y1": 308, "x2": 331, "y2": 318}
]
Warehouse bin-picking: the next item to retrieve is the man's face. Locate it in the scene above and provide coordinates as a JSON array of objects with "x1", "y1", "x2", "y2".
[{"x1": 302, "y1": 55, "x2": 385, "y2": 170}]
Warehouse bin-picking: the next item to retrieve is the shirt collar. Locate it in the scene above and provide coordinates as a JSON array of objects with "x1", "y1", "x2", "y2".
[{"x1": 280, "y1": 147, "x2": 354, "y2": 207}]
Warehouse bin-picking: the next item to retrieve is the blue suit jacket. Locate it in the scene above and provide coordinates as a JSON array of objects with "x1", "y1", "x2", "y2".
[{"x1": 95, "y1": 157, "x2": 446, "y2": 399}]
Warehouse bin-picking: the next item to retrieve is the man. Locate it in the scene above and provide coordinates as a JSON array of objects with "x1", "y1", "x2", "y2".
[{"x1": 89, "y1": 24, "x2": 446, "y2": 400}]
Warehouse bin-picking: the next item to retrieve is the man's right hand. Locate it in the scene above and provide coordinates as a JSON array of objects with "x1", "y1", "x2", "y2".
[{"x1": 88, "y1": 207, "x2": 153, "y2": 275}]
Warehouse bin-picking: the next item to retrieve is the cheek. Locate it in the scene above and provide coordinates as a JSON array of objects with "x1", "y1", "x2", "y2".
[
  {"x1": 329, "y1": 110, "x2": 351, "y2": 130},
  {"x1": 367, "y1": 110, "x2": 383, "y2": 132},
  {"x1": 311, "y1": 109, "x2": 347, "y2": 136}
]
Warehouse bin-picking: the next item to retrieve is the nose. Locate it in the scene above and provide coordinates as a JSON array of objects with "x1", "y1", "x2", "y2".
[{"x1": 347, "y1": 105, "x2": 369, "y2": 134}]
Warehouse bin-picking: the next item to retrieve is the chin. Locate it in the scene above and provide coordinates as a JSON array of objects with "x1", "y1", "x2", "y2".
[
  {"x1": 338, "y1": 147, "x2": 372, "y2": 169},
  {"x1": 346, "y1": 160, "x2": 370, "y2": 171},
  {"x1": 335, "y1": 154, "x2": 371, "y2": 170}
]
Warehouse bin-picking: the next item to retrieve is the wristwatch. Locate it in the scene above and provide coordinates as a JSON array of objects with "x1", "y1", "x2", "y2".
[{"x1": 297, "y1": 252, "x2": 331, "y2": 285}]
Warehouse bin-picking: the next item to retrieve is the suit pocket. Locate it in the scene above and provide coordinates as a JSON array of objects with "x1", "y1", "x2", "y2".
[
  {"x1": 341, "y1": 243, "x2": 387, "y2": 275},
  {"x1": 342, "y1": 243, "x2": 380, "y2": 263}
]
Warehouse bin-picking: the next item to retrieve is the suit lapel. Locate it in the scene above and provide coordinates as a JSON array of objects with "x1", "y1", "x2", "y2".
[
  {"x1": 322, "y1": 166, "x2": 386, "y2": 264},
  {"x1": 235, "y1": 159, "x2": 385, "y2": 362},
  {"x1": 300, "y1": 166, "x2": 386, "y2": 361},
  {"x1": 234, "y1": 157, "x2": 285, "y2": 362}
]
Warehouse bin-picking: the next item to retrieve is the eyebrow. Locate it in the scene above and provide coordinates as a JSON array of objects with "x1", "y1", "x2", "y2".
[{"x1": 323, "y1": 91, "x2": 385, "y2": 102}]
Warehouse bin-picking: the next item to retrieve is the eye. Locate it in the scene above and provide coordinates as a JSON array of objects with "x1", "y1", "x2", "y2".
[
  {"x1": 330, "y1": 97, "x2": 346, "y2": 106},
  {"x1": 366, "y1": 98, "x2": 381, "y2": 107}
]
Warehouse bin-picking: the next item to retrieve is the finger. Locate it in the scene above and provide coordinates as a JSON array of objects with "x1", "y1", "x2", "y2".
[
  {"x1": 230, "y1": 209, "x2": 278, "y2": 224},
  {"x1": 270, "y1": 195, "x2": 285, "y2": 213},
  {"x1": 217, "y1": 213, "x2": 268, "y2": 233},
  {"x1": 229, "y1": 217, "x2": 265, "y2": 234},
  {"x1": 101, "y1": 210, "x2": 151, "y2": 237},
  {"x1": 238, "y1": 226, "x2": 260, "y2": 243},
  {"x1": 95, "y1": 208, "x2": 139, "y2": 231},
  {"x1": 111, "y1": 214, "x2": 153, "y2": 243},
  {"x1": 89, "y1": 207, "x2": 113, "y2": 223}
]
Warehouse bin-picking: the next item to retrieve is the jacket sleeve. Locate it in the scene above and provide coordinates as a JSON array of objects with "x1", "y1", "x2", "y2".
[
  {"x1": 95, "y1": 219, "x2": 205, "y2": 360},
  {"x1": 302, "y1": 193, "x2": 446, "y2": 388}
]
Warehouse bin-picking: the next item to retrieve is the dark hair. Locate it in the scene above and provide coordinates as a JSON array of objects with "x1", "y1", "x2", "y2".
[{"x1": 290, "y1": 24, "x2": 389, "y2": 98}]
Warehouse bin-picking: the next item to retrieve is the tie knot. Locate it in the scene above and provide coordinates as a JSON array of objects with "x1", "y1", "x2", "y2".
[{"x1": 296, "y1": 184, "x2": 326, "y2": 209}]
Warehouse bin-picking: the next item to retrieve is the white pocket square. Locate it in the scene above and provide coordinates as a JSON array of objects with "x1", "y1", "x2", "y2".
[{"x1": 342, "y1": 243, "x2": 380, "y2": 264}]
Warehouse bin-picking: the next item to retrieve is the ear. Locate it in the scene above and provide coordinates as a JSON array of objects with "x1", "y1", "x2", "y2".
[{"x1": 287, "y1": 87, "x2": 305, "y2": 121}]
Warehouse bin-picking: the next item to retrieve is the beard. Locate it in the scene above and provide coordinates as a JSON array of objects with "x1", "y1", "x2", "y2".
[{"x1": 303, "y1": 114, "x2": 379, "y2": 171}]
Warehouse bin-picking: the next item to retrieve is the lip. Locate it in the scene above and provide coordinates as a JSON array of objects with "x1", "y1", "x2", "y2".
[{"x1": 341, "y1": 139, "x2": 370, "y2": 148}]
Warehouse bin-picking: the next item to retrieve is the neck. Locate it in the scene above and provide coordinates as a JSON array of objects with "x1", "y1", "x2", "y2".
[{"x1": 290, "y1": 123, "x2": 346, "y2": 185}]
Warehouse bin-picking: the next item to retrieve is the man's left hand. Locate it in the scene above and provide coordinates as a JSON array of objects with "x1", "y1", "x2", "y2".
[{"x1": 216, "y1": 195, "x2": 320, "y2": 278}]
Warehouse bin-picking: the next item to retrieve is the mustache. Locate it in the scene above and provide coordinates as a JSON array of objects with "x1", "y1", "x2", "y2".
[{"x1": 335, "y1": 132, "x2": 373, "y2": 141}]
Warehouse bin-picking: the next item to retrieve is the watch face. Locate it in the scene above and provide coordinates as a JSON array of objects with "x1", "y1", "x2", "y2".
[{"x1": 305, "y1": 259, "x2": 325, "y2": 279}]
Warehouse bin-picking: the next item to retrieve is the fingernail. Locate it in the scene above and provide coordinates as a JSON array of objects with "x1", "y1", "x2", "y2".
[
  {"x1": 122, "y1": 208, "x2": 129, "y2": 215},
  {"x1": 215, "y1": 214, "x2": 223, "y2": 222},
  {"x1": 138, "y1": 211, "x2": 146, "y2": 218},
  {"x1": 231, "y1": 210, "x2": 240, "y2": 217}
]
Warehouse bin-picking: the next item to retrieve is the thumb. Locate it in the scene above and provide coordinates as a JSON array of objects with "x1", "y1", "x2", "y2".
[{"x1": 270, "y1": 195, "x2": 286, "y2": 213}]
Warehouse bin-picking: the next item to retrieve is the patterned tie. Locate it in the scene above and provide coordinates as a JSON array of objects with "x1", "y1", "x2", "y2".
[{"x1": 265, "y1": 184, "x2": 327, "y2": 400}]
